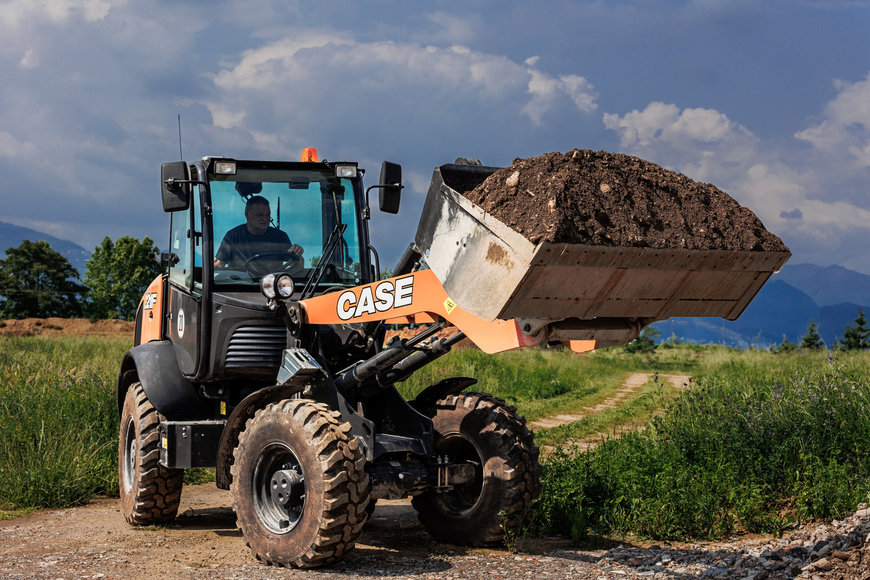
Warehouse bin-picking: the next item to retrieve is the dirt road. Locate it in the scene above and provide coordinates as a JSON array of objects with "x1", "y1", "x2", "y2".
[
  {"x1": 529, "y1": 372, "x2": 690, "y2": 431},
  {"x1": 4, "y1": 484, "x2": 869, "y2": 579},
  {"x1": 0, "y1": 484, "x2": 606, "y2": 579}
]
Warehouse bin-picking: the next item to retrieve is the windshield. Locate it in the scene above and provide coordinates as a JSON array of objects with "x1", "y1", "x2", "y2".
[{"x1": 210, "y1": 166, "x2": 363, "y2": 292}]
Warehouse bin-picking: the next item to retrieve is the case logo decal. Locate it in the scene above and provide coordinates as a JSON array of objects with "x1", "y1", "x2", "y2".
[
  {"x1": 337, "y1": 276, "x2": 414, "y2": 321},
  {"x1": 142, "y1": 292, "x2": 158, "y2": 310}
]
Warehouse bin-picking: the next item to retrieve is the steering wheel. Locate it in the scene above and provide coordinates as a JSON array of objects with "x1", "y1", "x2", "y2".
[{"x1": 242, "y1": 251, "x2": 303, "y2": 277}]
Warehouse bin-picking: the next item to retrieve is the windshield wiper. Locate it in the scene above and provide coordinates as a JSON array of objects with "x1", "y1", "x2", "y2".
[{"x1": 299, "y1": 223, "x2": 347, "y2": 300}]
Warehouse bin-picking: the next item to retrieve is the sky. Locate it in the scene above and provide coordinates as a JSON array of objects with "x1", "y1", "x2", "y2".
[{"x1": 1, "y1": 0, "x2": 869, "y2": 274}]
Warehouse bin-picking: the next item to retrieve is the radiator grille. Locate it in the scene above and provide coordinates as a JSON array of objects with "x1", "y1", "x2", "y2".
[{"x1": 225, "y1": 325, "x2": 286, "y2": 369}]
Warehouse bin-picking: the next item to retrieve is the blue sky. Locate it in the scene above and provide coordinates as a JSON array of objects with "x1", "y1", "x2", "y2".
[{"x1": 1, "y1": 0, "x2": 869, "y2": 273}]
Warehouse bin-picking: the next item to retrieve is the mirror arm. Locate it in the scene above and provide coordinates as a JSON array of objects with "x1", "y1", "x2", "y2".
[
  {"x1": 149, "y1": 251, "x2": 179, "y2": 268},
  {"x1": 364, "y1": 183, "x2": 404, "y2": 219}
]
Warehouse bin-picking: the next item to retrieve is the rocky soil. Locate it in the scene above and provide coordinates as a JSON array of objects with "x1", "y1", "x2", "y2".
[{"x1": 464, "y1": 150, "x2": 788, "y2": 252}]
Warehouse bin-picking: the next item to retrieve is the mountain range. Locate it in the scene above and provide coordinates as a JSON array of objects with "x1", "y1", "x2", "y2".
[
  {"x1": 0, "y1": 221, "x2": 90, "y2": 275},
  {"x1": 0, "y1": 221, "x2": 867, "y2": 347},
  {"x1": 656, "y1": 264, "x2": 870, "y2": 348}
]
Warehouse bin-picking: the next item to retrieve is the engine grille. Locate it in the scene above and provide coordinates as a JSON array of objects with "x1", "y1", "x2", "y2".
[{"x1": 225, "y1": 325, "x2": 287, "y2": 369}]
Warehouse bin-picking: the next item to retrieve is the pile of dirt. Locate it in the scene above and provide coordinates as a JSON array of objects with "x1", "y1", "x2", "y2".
[
  {"x1": 464, "y1": 149, "x2": 788, "y2": 252},
  {"x1": 0, "y1": 317, "x2": 134, "y2": 338}
]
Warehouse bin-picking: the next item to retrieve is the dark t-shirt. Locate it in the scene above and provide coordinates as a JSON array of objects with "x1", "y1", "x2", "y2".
[{"x1": 215, "y1": 225, "x2": 293, "y2": 268}]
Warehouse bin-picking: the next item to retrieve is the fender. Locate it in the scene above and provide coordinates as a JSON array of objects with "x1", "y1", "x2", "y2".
[
  {"x1": 117, "y1": 341, "x2": 211, "y2": 420},
  {"x1": 213, "y1": 383, "x2": 306, "y2": 490}
]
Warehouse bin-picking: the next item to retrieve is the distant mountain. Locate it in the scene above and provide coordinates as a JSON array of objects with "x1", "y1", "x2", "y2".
[
  {"x1": 818, "y1": 303, "x2": 868, "y2": 347},
  {"x1": 775, "y1": 263, "x2": 870, "y2": 307},
  {"x1": 0, "y1": 221, "x2": 90, "y2": 276},
  {"x1": 653, "y1": 264, "x2": 870, "y2": 348}
]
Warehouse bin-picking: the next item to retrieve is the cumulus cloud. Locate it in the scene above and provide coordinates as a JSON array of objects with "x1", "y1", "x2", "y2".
[
  {"x1": 604, "y1": 102, "x2": 753, "y2": 150},
  {"x1": 795, "y1": 72, "x2": 870, "y2": 168},
  {"x1": 208, "y1": 36, "x2": 598, "y2": 136},
  {"x1": 18, "y1": 48, "x2": 38, "y2": 69},
  {"x1": 0, "y1": 131, "x2": 36, "y2": 157},
  {"x1": 0, "y1": 0, "x2": 118, "y2": 28},
  {"x1": 602, "y1": 96, "x2": 870, "y2": 271}
]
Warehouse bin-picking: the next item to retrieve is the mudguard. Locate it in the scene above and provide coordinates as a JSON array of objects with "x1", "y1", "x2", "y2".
[{"x1": 117, "y1": 341, "x2": 211, "y2": 421}]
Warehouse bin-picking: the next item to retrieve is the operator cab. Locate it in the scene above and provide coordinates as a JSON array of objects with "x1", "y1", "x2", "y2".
[
  {"x1": 211, "y1": 163, "x2": 364, "y2": 289},
  {"x1": 155, "y1": 151, "x2": 401, "y2": 384}
]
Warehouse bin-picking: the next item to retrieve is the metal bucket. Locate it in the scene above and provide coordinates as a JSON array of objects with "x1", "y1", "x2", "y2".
[{"x1": 415, "y1": 164, "x2": 791, "y2": 325}]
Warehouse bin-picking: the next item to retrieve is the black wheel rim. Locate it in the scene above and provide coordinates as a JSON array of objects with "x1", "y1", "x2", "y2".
[
  {"x1": 122, "y1": 416, "x2": 136, "y2": 494},
  {"x1": 252, "y1": 442, "x2": 306, "y2": 534},
  {"x1": 435, "y1": 433, "x2": 484, "y2": 515}
]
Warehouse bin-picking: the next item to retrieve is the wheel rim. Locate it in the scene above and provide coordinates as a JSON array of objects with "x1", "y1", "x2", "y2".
[
  {"x1": 122, "y1": 416, "x2": 136, "y2": 494},
  {"x1": 252, "y1": 442, "x2": 306, "y2": 534},
  {"x1": 435, "y1": 433, "x2": 484, "y2": 516}
]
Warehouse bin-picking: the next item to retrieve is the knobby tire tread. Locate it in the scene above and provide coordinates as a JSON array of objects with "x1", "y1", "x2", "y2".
[
  {"x1": 413, "y1": 392, "x2": 541, "y2": 545},
  {"x1": 120, "y1": 383, "x2": 183, "y2": 525},
  {"x1": 231, "y1": 399, "x2": 370, "y2": 569}
]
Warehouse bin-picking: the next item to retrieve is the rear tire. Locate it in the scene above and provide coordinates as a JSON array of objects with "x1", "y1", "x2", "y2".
[
  {"x1": 231, "y1": 399, "x2": 370, "y2": 568},
  {"x1": 412, "y1": 393, "x2": 541, "y2": 545},
  {"x1": 119, "y1": 382, "x2": 184, "y2": 525}
]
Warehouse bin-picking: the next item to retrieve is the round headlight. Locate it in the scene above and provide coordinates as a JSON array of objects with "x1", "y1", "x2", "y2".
[
  {"x1": 275, "y1": 274, "x2": 295, "y2": 298},
  {"x1": 260, "y1": 273, "x2": 276, "y2": 299}
]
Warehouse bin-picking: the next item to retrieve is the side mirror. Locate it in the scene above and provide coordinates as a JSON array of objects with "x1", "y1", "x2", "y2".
[
  {"x1": 378, "y1": 161, "x2": 403, "y2": 214},
  {"x1": 161, "y1": 162, "x2": 191, "y2": 212}
]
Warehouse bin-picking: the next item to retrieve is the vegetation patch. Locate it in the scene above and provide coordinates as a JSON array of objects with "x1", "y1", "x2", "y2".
[
  {"x1": 3, "y1": 334, "x2": 870, "y2": 549},
  {"x1": 530, "y1": 350, "x2": 870, "y2": 542},
  {"x1": 0, "y1": 337, "x2": 129, "y2": 510}
]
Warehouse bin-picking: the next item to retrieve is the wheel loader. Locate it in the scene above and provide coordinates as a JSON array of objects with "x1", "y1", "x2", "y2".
[{"x1": 117, "y1": 150, "x2": 789, "y2": 568}]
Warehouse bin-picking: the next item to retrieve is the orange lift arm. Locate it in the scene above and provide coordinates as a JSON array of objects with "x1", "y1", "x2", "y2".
[{"x1": 299, "y1": 269, "x2": 596, "y2": 354}]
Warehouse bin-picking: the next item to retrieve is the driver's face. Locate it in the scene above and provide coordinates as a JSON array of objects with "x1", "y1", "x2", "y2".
[{"x1": 245, "y1": 204, "x2": 271, "y2": 236}]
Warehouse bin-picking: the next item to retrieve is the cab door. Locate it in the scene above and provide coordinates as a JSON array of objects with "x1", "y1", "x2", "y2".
[{"x1": 166, "y1": 186, "x2": 203, "y2": 377}]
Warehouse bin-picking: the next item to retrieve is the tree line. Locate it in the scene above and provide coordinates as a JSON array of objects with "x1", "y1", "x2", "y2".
[
  {"x1": 627, "y1": 312, "x2": 870, "y2": 355},
  {"x1": 0, "y1": 237, "x2": 160, "y2": 321},
  {"x1": 786, "y1": 312, "x2": 869, "y2": 351}
]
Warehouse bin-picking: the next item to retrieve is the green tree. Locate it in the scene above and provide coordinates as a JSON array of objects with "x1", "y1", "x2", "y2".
[
  {"x1": 84, "y1": 236, "x2": 161, "y2": 320},
  {"x1": 800, "y1": 320, "x2": 825, "y2": 350},
  {"x1": 0, "y1": 240, "x2": 85, "y2": 319},
  {"x1": 840, "y1": 309, "x2": 869, "y2": 351},
  {"x1": 624, "y1": 326, "x2": 660, "y2": 354},
  {"x1": 774, "y1": 337, "x2": 797, "y2": 353}
]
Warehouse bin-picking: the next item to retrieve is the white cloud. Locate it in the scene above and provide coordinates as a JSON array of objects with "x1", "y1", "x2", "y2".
[
  {"x1": 795, "y1": 72, "x2": 870, "y2": 168},
  {"x1": 0, "y1": 131, "x2": 36, "y2": 157},
  {"x1": 19, "y1": 48, "x2": 38, "y2": 69},
  {"x1": 0, "y1": 0, "x2": 119, "y2": 28},
  {"x1": 604, "y1": 102, "x2": 752, "y2": 149},
  {"x1": 208, "y1": 36, "x2": 598, "y2": 133},
  {"x1": 602, "y1": 97, "x2": 870, "y2": 270}
]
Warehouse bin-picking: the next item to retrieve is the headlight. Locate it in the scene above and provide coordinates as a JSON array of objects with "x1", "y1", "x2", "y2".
[
  {"x1": 260, "y1": 273, "x2": 276, "y2": 299},
  {"x1": 214, "y1": 161, "x2": 236, "y2": 175},
  {"x1": 275, "y1": 274, "x2": 295, "y2": 298},
  {"x1": 335, "y1": 164, "x2": 357, "y2": 178},
  {"x1": 260, "y1": 273, "x2": 295, "y2": 300}
]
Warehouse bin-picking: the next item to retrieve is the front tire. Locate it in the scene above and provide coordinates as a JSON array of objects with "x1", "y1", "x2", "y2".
[
  {"x1": 119, "y1": 382, "x2": 184, "y2": 525},
  {"x1": 231, "y1": 399, "x2": 370, "y2": 568},
  {"x1": 412, "y1": 393, "x2": 541, "y2": 545}
]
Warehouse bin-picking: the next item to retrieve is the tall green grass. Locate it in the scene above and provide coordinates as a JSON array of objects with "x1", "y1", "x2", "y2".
[
  {"x1": 0, "y1": 337, "x2": 130, "y2": 509},
  {"x1": 533, "y1": 349, "x2": 870, "y2": 541},
  {"x1": 395, "y1": 346, "x2": 697, "y2": 421},
  {"x1": 6, "y1": 332, "x2": 869, "y2": 546}
]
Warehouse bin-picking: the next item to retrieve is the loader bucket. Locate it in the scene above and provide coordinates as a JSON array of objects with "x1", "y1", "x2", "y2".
[{"x1": 415, "y1": 164, "x2": 790, "y2": 329}]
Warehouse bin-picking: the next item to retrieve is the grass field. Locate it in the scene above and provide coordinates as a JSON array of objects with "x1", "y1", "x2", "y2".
[
  {"x1": 0, "y1": 336, "x2": 130, "y2": 511},
  {"x1": 532, "y1": 348, "x2": 870, "y2": 542},
  {"x1": 2, "y1": 334, "x2": 869, "y2": 544}
]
